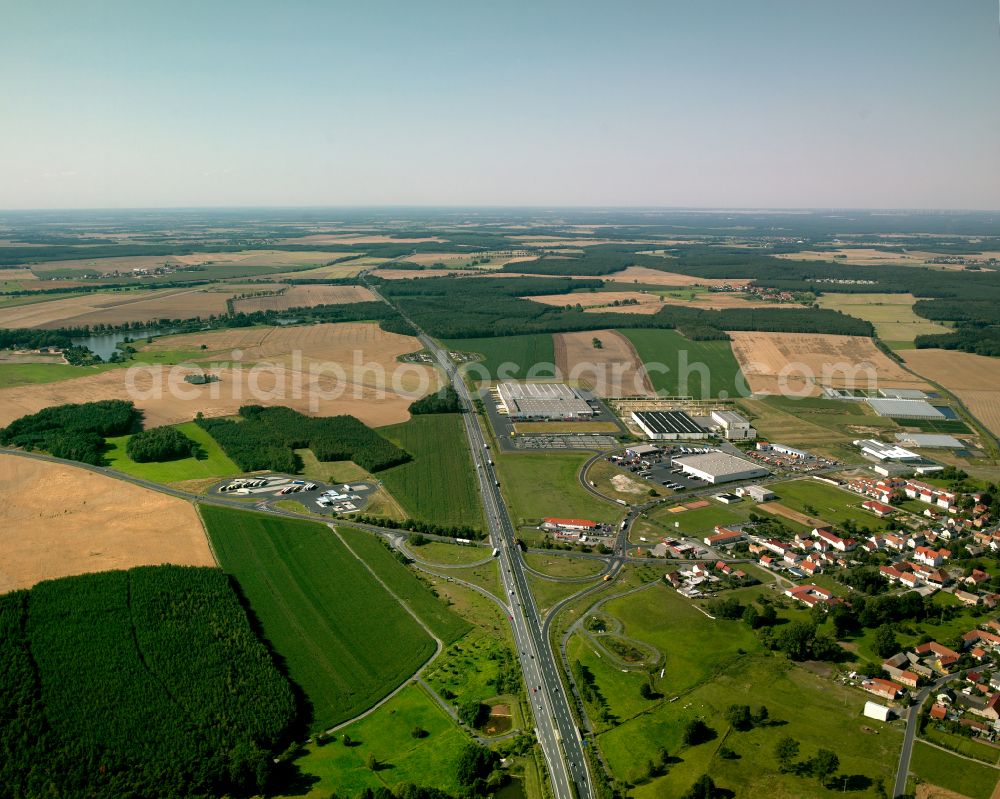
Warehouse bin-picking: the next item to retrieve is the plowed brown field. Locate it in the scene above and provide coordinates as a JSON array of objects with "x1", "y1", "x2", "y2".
[
  {"x1": 0, "y1": 454, "x2": 211, "y2": 592},
  {"x1": 553, "y1": 329, "x2": 654, "y2": 397},
  {"x1": 729, "y1": 332, "x2": 930, "y2": 396},
  {"x1": 904, "y1": 349, "x2": 1000, "y2": 438},
  {"x1": 231, "y1": 284, "x2": 377, "y2": 312}
]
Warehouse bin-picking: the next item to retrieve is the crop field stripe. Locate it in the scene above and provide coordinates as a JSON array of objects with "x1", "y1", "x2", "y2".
[
  {"x1": 200, "y1": 506, "x2": 435, "y2": 730},
  {"x1": 618, "y1": 327, "x2": 744, "y2": 399},
  {"x1": 337, "y1": 526, "x2": 472, "y2": 644},
  {"x1": 376, "y1": 413, "x2": 484, "y2": 529}
]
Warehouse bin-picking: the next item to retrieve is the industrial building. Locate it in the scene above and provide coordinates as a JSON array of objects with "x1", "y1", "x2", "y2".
[
  {"x1": 631, "y1": 410, "x2": 708, "y2": 440},
  {"x1": 741, "y1": 484, "x2": 777, "y2": 502},
  {"x1": 878, "y1": 388, "x2": 929, "y2": 400},
  {"x1": 895, "y1": 433, "x2": 964, "y2": 449},
  {"x1": 672, "y1": 451, "x2": 769, "y2": 484},
  {"x1": 625, "y1": 443, "x2": 662, "y2": 458},
  {"x1": 496, "y1": 381, "x2": 594, "y2": 420},
  {"x1": 866, "y1": 398, "x2": 945, "y2": 420},
  {"x1": 854, "y1": 439, "x2": 922, "y2": 462},
  {"x1": 710, "y1": 410, "x2": 756, "y2": 441}
]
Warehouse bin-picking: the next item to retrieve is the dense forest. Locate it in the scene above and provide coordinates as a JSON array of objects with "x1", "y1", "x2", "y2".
[
  {"x1": 0, "y1": 400, "x2": 141, "y2": 465},
  {"x1": 0, "y1": 566, "x2": 297, "y2": 799},
  {"x1": 376, "y1": 274, "x2": 873, "y2": 339},
  {"x1": 124, "y1": 425, "x2": 196, "y2": 462},
  {"x1": 196, "y1": 405, "x2": 410, "y2": 473},
  {"x1": 409, "y1": 386, "x2": 463, "y2": 414}
]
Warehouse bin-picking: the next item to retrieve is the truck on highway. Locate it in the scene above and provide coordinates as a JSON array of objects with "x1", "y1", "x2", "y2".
[{"x1": 491, "y1": 548, "x2": 499, "y2": 557}]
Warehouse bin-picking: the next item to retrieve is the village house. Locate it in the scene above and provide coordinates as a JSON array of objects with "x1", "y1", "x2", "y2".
[{"x1": 863, "y1": 678, "x2": 904, "y2": 701}]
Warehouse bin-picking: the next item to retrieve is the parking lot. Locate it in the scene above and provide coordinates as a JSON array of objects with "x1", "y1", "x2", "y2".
[
  {"x1": 210, "y1": 475, "x2": 378, "y2": 515},
  {"x1": 608, "y1": 446, "x2": 716, "y2": 492},
  {"x1": 513, "y1": 434, "x2": 619, "y2": 450}
]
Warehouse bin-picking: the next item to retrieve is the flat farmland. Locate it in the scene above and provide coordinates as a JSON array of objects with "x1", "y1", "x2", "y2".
[
  {"x1": 372, "y1": 267, "x2": 477, "y2": 280},
  {"x1": 766, "y1": 478, "x2": 893, "y2": 530},
  {"x1": 0, "y1": 285, "x2": 250, "y2": 328},
  {"x1": 231, "y1": 284, "x2": 377, "y2": 313},
  {"x1": 0, "y1": 454, "x2": 212, "y2": 593},
  {"x1": 911, "y1": 742, "x2": 998, "y2": 799},
  {"x1": 620, "y1": 328, "x2": 745, "y2": 399},
  {"x1": 28, "y1": 249, "x2": 351, "y2": 276},
  {"x1": 553, "y1": 328, "x2": 654, "y2": 397},
  {"x1": 0, "y1": 323, "x2": 437, "y2": 429},
  {"x1": 200, "y1": 506, "x2": 437, "y2": 731},
  {"x1": 605, "y1": 265, "x2": 746, "y2": 287},
  {"x1": 816, "y1": 292, "x2": 951, "y2": 344},
  {"x1": 904, "y1": 349, "x2": 1000, "y2": 438},
  {"x1": 528, "y1": 290, "x2": 664, "y2": 314},
  {"x1": 444, "y1": 333, "x2": 556, "y2": 381},
  {"x1": 656, "y1": 292, "x2": 805, "y2": 310},
  {"x1": 375, "y1": 413, "x2": 485, "y2": 529},
  {"x1": 270, "y1": 255, "x2": 386, "y2": 280},
  {"x1": 729, "y1": 331, "x2": 930, "y2": 396}
]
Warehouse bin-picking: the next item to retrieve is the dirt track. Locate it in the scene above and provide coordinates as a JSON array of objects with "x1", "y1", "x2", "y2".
[{"x1": 0, "y1": 454, "x2": 212, "y2": 592}]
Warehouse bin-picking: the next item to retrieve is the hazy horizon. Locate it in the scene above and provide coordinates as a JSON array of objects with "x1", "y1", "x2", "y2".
[{"x1": 3, "y1": 0, "x2": 999, "y2": 211}]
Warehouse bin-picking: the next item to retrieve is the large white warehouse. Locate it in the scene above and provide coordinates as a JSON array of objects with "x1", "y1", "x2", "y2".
[{"x1": 673, "y1": 451, "x2": 770, "y2": 485}]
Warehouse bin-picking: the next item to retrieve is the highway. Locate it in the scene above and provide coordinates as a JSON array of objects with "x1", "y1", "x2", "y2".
[{"x1": 414, "y1": 326, "x2": 594, "y2": 799}]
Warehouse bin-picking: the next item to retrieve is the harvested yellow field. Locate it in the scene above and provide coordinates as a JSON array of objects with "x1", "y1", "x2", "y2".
[
  {"x1": 278, "y1": 234, "x2": 445, "y2": 245},
  {"x1": 29, "y1": 249, "x2": 347, "y2": 275},
  {"x1": 374, "y1": 267, "x2": 477, "y2": 279},
  {"x1": 0, "y1": 268, "x2": 37, "y2": 280},
  {"x1": 231, "y1": 284, "x2": 377, "y2": 313},
  {"x1": 528, "y1": 290, "x2": 664, "y2": 314},
  {"x1": 658, "y1": 293, "x2": 804, "y2": 310},
  {"x1": 0, "y1": 285, "x2": 250, "y2": 329},
  {"x1": 904, "y1": 349, "x2": 1000, "y2": 438},
  {"x1": 553, "y1": 328, "x2": 655, "y2": 397},
  {"x1": 269, "y1": 255, "x2": 383, "y2": 280},
  {"x1": 0, "y1": 454, "x2": 212, "y2": 593},
  {"x1": 815, "y1": 293, "x2": 951, "y2": 342},
  {"x1": 606, "y1": 265, "x2": 746, "y2": 287},
  {"x1": 729, "y1": 331, "x2": 930, "y2": 396},
  {"x1": 775, "y1": 248, "x2": 937, "y2": 267},
  {"x1": 0, "y1": 323, "x2": 438, "y2": 429}
]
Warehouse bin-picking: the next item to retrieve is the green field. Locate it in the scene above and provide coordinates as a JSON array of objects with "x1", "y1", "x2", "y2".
[
  {"x1": 911, "y1": 741, "x2": 998, "y2": 799},
  {"x1": 493, "y1": 450, "x2": 623, "y2": 525},
  {"x1": 526, "y1": 572, "x2": 597, "y2": 615},
  {"x1": 103, "y1": 422, "x2": 240, "y2": 483},
  {"x1": 645, "y1": 502, "x2": 754, "y2": 540},
  {"x1": 523, "y1": 553, "x2": 606, "y2": 579},
  {"x1": 444, "y1": 333, "x2": 556, "y2": 381},
  {"x1": 200, "y1": 506, "x2": 437, "y2": 731},
  {"x1": 619, "y1": 328, "x2": 745, "y2": 399},
  {"x1": 768, "y1": 478, "x2": 894, "y2": 531},
  {"x1": 424, "y1": 626, "x2": 520, "y2": 712},
  {"x1": 376, "y1": 413, "x2": 484, "y2": 529},
  {"x1": 336, "y1": 527, "x2": 472, "y2": 644},
  {"x1": 0, "y1": 360, "x2": 123, "y2": 388},
  {"x1": 586, "y1": 585, "x2": 903, "y2": 798},
  {"x1": 279, "y1": 683, "x2": 473, "y2": 798},
  {"x1": 409, "y1": 540, "x2": 491, "y2": 565}
]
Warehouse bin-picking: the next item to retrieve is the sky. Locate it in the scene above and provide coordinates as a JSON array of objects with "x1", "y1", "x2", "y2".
[{"x1": 2, "y1": 0, "x2": 999, "y2": 210}]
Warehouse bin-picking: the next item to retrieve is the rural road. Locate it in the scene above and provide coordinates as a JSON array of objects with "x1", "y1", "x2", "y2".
[{"x1": 893, "y1": 671, "x2": 963, "y2": 799}]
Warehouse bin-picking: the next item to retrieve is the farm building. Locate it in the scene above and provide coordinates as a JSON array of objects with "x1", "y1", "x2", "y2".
[
  {"x1": 895, "y1": 433, "x2": 964, "y2": 449},
  {"x1": 854, "y1": 439, "x2": 922, "y2": 462},
  {"x1": 672, "y1": 451, "x2": 769, "y2": 485},
  {"x1": 710, "y1": 410, "x2": 756, "y2": 441},
  {"x1": 496, "y1": 381, "x2": 594, "y2": 420},
  {"x1": 866, "y1": 398, "x2": 945, "y2": 420},
  {"x1": 863, "y1": 701, "x2": 893, "y2": 722},
  {"x1": 631, "y1": 410, "x2": 708, "y2": 441}
]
